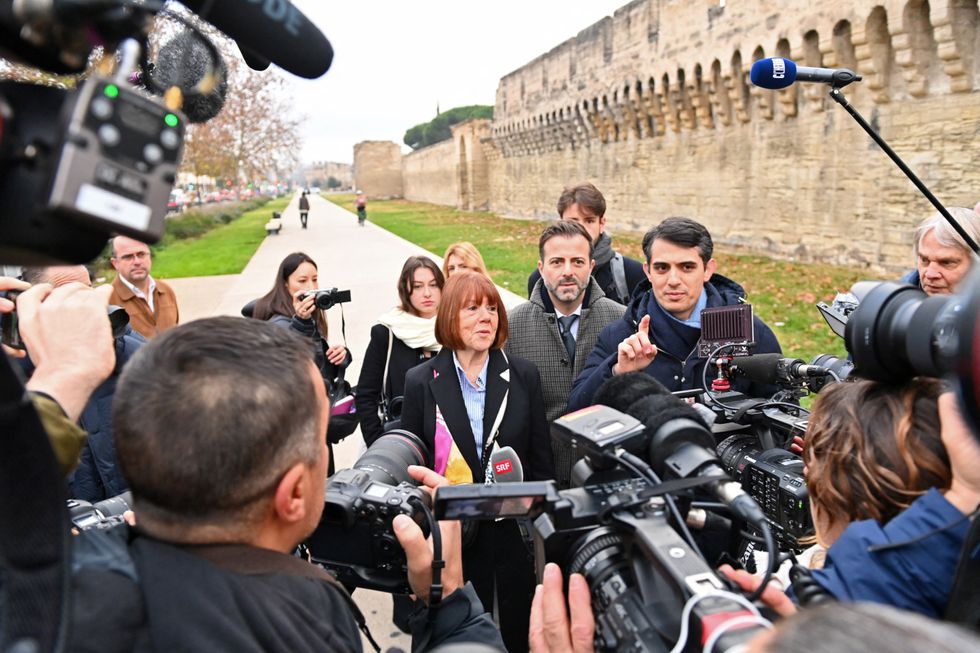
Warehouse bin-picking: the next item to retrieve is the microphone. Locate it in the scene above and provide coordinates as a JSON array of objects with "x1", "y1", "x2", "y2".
[
  {"x1": 750, "y1": 57, "x2": 861, "y2": 90},
  {"x1": 731, "y1": 353, "x2": 830, "y2": 387},
  {"x1": 179, "y1": 0, "x2": 333, "y2": 79},
  {"x1": 5, "y1": 0, "x2": 333, "y2": 79},
  {"x1": 148, "y1": 31, "x2": 227, "y2": 123},
  {"x1": 490, "y1": 446, "x2": 524, "y2": 483},
  {"x1": 627, "y1": 395, "x2": 766, "y2": 526}
]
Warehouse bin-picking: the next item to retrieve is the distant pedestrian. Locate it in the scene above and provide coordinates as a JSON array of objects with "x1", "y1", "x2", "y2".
[
  {"x1": 299, "y1": 190, "x2": 310, "y2": 229},
  {"x1": 355, "y1": 190, "x2": 367, "y2": 226}
]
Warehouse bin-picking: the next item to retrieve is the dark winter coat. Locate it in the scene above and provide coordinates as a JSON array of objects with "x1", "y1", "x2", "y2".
[
  {"x1": 355, "y1": 324, "x2": 434, "y2": 445},
  {"x1": 567, "y1": 274, "x2": 782, "y2": 411}
]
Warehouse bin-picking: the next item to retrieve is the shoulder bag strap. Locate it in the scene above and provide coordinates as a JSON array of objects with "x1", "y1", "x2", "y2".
[
  {"x1": 380, "y1": 327, "x2": 393, "y2": 418},
  {"x1": 481, "y1": 351, "x2": 510, "y2": 483},
  {"x1": 611, "y1": 252, "x2": 629, "y2": 303}
]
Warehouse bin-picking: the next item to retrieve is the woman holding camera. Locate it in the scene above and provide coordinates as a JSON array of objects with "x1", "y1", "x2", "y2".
[
  {"x1": 400, "y1": 271, "x2": 553, "y2": 653},
  {"x1": 355, "y1": 256, "x2": 444, "y2": 446},
  {"x1": 253, "y1": 252, "x2": 352, "y2": 469}
]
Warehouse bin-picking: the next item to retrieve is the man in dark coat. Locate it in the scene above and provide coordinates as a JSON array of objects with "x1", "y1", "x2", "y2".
[
  {"x1": 506, "y1": 221, "x2": 624, "y2": 487},
  {"x1": 67, "y1": 318, "x2": 503, "y2": 652},
  {"x1": 527, "y1": 182, "x2": 645, "y2": 305},
  {"x1": 298, "y1": 190, "x2": 310, "y2": 229},
  {"x1": 20, "y1": 265, "x2": 146, "y2": 501},
  {"x1": 568, "y1": 217, "x2": 782, "y2": 411}
]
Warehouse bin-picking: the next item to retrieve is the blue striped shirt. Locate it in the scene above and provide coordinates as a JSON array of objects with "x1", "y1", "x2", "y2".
[{"x1": 452, "y1": 352, "x2": 489, "y2": 454}]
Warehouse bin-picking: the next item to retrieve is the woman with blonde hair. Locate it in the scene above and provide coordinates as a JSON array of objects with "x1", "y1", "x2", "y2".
[{"x1": 442, "y1": 241, "x2": 488, "y2": 278}]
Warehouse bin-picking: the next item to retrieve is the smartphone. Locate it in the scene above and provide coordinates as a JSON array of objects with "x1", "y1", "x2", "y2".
[{"x1": 0, "y1": 290, "x2": 23, "y2": 350}]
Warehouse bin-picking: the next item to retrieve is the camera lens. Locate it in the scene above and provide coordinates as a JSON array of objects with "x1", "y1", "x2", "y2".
[
  {"x1": 354, "y1": 430, "x2": 430, "y2": 486},
  {"x1": 846, "y1": 281, "x2": 963, "y2": 380},
  {"x1": 716, "y1": 434, "x2": 761, "y2": 481}
]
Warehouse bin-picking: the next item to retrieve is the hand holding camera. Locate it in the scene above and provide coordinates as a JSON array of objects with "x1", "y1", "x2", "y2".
[
  {"x1": 292, "y1": 288, "x2": 317, "y2": 320},
  {"x1": 19, "y1": 282, "x2": 116, "y2": 421},
  {"x1": 392, "y1": 465, "x2": 465, "y2": 604}
]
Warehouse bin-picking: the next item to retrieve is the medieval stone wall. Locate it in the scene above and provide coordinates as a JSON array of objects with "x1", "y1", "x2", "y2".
[
  {"x1": 489, "y1": 0, "x2": 980, "y2": 271},
  {"x1": 353, "y1": 141, "x2": 403, "y2": 199},
  {"x1": 403, "y1": 140, "x2": 459, "y2": 206}
]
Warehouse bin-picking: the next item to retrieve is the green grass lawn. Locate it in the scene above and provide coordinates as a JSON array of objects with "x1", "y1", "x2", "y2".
[
  {"x1": 150, "y1": 197, "x2": 290, "y2": 278},
  {"x1": 328, "y1": 194, "x2": 870, "y2": 363}
]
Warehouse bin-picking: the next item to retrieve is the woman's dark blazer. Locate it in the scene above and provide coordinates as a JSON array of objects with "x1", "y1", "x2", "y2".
[
  {"x1": 355, "y1": 324, "x2": 432, "y2": 446},
  {"x1": 400, "y1": 348, "x2": 554, "y2": 482}
]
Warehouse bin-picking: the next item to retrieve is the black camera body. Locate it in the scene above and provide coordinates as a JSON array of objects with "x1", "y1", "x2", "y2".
[
  {"x1": 434, "y1": 407, "x2": 766, "y2": 652},
  {"x1": 305, "y1": 431, "x2": 431, "y2": 594},
  {"x1": 67, "y1": 491, "x2": 132, "y2": 532},
  {"x1": 304, "y1": 288, "x2": 352, "y2": 311},
  {"x1": 717, "y1": 434, "x2": 812, "y2": 550}
]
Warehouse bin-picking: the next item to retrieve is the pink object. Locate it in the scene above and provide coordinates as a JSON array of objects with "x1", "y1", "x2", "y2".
[{"x1": 331, "y1": 395, "x2": 356, "y2": 416}]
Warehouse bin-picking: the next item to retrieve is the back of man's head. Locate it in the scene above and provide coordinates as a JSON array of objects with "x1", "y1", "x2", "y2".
[
  {"x1": 113, "y1": 317, "x2": 320, "y2": 536},
  {"x1": 21, "y1": 265, "x2": 91, "y2": 287},
  {"x1": 556, "y1": 182, "x2": 605, "y2": 219},
  {"x1": 642, "y1": 217, "x2": 713, "y2": 265},
  {"x1": 913, "y1": 207, "x2": 980, "y2": 257}
]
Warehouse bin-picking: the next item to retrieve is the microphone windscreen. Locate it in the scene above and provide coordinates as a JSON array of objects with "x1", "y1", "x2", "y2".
[
  {"x1": 627, "y1": 394, "x2": 710, "y2": 435},
  {"x1": 733, "y1": 353, "x2": 783, "y2": 386},
  {"x1": 151, "y1": 31, "x2": 228, "y2": 123},
  {"x1": 594, "y1": 372, "x2": 670, "y2": 413},
  {"x1": 491, "y1": 446, "x2": 524, "y2": 483},
  {"x1": 750, "y1": 57, "x2": 797, "y2": 90},
  {"x1": 181, "y1": 0, "x2": 333, "y2": 79}
]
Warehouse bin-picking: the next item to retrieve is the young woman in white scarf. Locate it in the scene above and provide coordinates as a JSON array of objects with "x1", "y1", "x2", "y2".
[{"x1": 355, "y1": 256, "x2": 444, "y2": 445}]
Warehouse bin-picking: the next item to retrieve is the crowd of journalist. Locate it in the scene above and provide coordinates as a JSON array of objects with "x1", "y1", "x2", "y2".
[{"x1": 3, "y1": 182, "x2": 980, "y2": 653}]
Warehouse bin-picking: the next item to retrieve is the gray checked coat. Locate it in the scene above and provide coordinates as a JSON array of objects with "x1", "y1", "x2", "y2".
[{"x1": 505, "y1": 277, "x2": 625, "y2": 486}]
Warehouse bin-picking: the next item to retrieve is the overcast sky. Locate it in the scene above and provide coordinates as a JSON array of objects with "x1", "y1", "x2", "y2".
[{"x1": 289, "y1": 0, "x2": 627, "y2": 165}]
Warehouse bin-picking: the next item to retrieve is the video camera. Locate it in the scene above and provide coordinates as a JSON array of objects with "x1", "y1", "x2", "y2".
[
  {"x1": 836, "y1": 270, "x2": 980, "y2": 437},
  {"x1": 0, "y1": 0, "x2": 333, "y2": 265},
  {"x1": 433, "y1": 404, "x2": 771, "y2": 652}
]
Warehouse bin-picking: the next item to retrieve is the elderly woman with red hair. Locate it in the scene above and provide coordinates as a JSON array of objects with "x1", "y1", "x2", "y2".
[{"x1": 401, "y1": 271, "x2": 553, "y2": 653}]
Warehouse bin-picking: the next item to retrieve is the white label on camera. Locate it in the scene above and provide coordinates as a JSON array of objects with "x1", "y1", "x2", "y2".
[{"x1": 76, "y1": 184, "x2": 151, "y2": 231}]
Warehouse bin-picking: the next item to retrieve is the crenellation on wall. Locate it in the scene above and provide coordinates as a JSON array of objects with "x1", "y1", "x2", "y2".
[{"x1": 487, "y1": 0, "x2": 980, "y2": 272}]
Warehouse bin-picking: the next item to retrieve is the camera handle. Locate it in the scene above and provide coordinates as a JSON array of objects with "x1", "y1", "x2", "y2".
[{"x1": 829, "y1": 88, "x2": 979, "y2": 255}]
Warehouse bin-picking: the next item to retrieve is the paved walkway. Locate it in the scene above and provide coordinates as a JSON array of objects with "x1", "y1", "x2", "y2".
[{"x1": 163, "y1": 192, "x2": 528, "y2": 650}]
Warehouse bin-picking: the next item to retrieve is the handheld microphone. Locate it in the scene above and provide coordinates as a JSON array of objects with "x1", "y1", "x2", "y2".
[
  {"x1": 148, "y1": 31, "x2": 227, "y2": 123},
  {"x1": 732, "y1": 353, "x2": 830, "y2": 387},
  {"x1": 750, "y1": 57, "x2": 862, "y2": 90},
  {"x1": 179, "y1": 0, "x2": 333, "y2": 79},
  {"x1": 627, "y1": 395, "x2": 766, "y2": 526},
  {"x1": 490, "y1": 446, "x2": 524, "y2": 483}
]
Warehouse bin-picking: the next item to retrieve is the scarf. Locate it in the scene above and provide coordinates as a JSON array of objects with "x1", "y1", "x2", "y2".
[
  {"x1": 377, "y1": 307, "x2": 441, "y2": 351},
  {"x1": 593, "y1": 232, "x2": 615, "y2": 266}
]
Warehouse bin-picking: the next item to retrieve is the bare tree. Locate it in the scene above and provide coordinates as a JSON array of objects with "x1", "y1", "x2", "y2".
[{"x1": 178, "y1": 36, "x2": 303, "y2": 186}]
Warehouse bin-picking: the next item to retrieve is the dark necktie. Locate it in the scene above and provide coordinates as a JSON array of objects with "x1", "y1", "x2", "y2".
[{"x1": 557, "y1": 315, "x2": 578, "y2": 364}]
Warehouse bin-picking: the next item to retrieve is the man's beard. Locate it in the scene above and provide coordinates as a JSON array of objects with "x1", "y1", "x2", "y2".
[{"x1": 546, "y1": 276, "x2": 588, "y2": 303}]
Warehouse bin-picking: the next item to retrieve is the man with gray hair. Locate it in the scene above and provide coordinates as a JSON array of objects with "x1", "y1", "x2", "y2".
[{"x1": 901, "y1": 207, "x2": 980, "y2": 296}]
